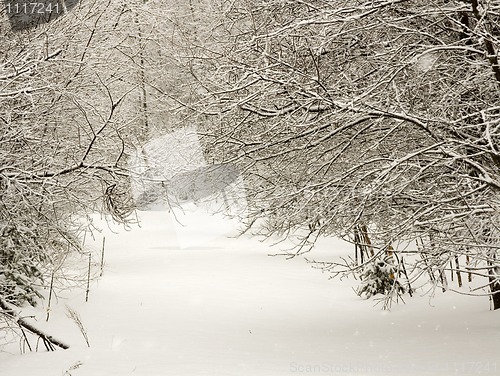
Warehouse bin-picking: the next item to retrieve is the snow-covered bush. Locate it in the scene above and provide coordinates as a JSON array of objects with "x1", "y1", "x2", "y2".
[
  {"x1": 0, "y1": 224, "x2": 45, "y2": 306},
  {"x1": 0, "y1": 0, "x2": 139, "y2": 351},
  {"x1": 357, "y1": 256, "x2": 406, "y2": 300}
]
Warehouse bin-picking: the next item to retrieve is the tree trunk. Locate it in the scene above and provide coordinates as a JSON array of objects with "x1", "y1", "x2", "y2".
[
  {"x1": 491, "y1": 284, "x2": 500, "y2": 310},
  {"x1": 488, "y1": 262, "x2": 500, "y2": 310},
  {"x1": 359, "y1": 224, "x2": 374, "y2": 257},
  {"x1": 455, "y1": 256, "x2": 463, "y2": 288}
]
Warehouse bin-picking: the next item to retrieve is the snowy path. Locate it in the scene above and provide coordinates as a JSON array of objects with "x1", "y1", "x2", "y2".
[{"x1": 1, "y1": 210, "x2": 499, "y2": 375}]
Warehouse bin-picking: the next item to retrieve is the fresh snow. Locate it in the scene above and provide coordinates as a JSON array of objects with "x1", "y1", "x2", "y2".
[{"x1": 1, "y1": 209, "x2": 499, "y2": 376}]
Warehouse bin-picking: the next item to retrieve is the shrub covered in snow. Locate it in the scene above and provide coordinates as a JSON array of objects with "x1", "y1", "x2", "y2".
[
  {"x1": 0, "y1": 224, "x2": 45, "y2": 306},
  {"x1": 357, "y1": 256, "x2": 406, "y2": 299}
]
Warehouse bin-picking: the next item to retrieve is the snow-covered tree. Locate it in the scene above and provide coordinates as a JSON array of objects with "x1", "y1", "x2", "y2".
[
  {"x1": 0, "y1": 0, "x2": 147, "y2": 347},
  {"x1": 180, "y1": 0, "x2": 500, "y2": 308}
]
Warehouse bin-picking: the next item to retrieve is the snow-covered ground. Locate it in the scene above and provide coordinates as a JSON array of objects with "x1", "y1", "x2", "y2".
[{"x1": 1, "y1": 209, "x2": 499, "y2": 376}]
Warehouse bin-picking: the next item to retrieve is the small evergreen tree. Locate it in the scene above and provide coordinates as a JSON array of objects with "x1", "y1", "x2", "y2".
[{"x1": 357, "y1": 256, "x2": 406, "y2": 300}]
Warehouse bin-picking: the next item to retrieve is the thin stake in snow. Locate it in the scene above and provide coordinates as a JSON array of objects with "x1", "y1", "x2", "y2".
[
  {"x1": 86, "y1": 253, "x2": 91, "y2": 303},
  {"x1": 46, "y1": 271, "x2": 55, "y2": 322},
  {"x1": 100, "y1": 236, "x2": 106, "y2": 277}
]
